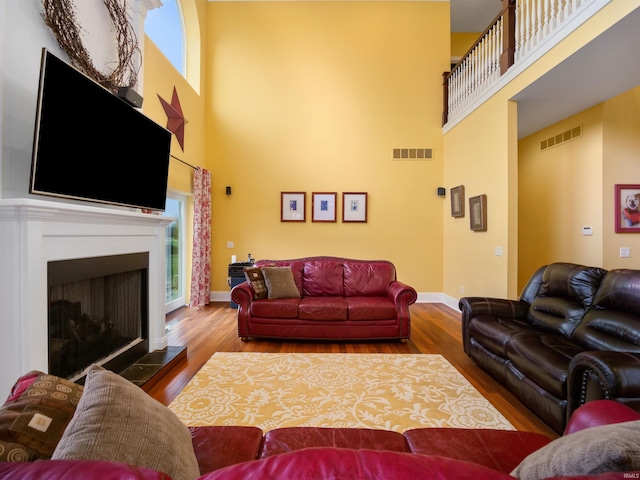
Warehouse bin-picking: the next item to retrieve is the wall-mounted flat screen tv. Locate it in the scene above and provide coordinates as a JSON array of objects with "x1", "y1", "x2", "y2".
[{"x1": 30, "y1": 49, "x2": 171, "y2": 211}]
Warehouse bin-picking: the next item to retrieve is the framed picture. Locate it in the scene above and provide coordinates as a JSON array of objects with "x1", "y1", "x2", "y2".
[
  {"x1": 450, "y1": 185, "x2": 465, "y2": 218},
  {"x1": 312, "y1": 192, "x2": 337, "y2": 222},
  {"x1": 281, "y1": 192, "x2": 306, "y2": 222},
  {"x1": 469, "y1": 194, "x2": 487, "y2": 231},
  {"x1": 615, "y1": 184, "x2": 640, "y2": 233},
  {"x1": 342, "y1": 192, "x2": 368, "y2": 223}
]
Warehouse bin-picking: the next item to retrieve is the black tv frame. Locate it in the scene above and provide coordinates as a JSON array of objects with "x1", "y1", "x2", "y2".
[{"x1": 30, "y1": 49, "x2": 172, "y2": 211}]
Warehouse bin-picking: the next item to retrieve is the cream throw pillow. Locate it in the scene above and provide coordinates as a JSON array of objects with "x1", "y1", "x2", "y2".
[
  {"x1": 262, "y1": 267, "x2": 301, "y2": 299},
  {"x1": 52, "y1": 364, "x2": 200, "y2": 480},
  {"x1": 511, "y1": 419, "x2": 640, "y2": 479}
]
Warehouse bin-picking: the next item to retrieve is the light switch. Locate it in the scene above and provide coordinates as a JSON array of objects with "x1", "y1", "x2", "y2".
[{"x1": 494, "y1": 246, "x2": 503, "y2": 256}]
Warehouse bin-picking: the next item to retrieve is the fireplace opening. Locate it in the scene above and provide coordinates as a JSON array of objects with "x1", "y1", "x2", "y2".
[{"x1": 48, "y1": 253, "x2": 150, "y2": 381}]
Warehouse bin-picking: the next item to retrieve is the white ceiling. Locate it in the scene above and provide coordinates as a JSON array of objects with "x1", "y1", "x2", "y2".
[
  {"x1": 450, "y1": 0, "x2": 502, "y2": 32},
  {"x1": 513, "y1": 6, "x2": 640, "y2": 138}
]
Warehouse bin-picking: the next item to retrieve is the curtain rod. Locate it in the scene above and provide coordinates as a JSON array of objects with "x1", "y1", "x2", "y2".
[{"x1": 171, "y1": 154, "x2": 197, "y2": 170}]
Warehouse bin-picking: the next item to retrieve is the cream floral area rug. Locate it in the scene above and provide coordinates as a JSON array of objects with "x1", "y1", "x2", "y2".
[{"x1": 168, "y1": 352, "x2": 514, "y2": 433}]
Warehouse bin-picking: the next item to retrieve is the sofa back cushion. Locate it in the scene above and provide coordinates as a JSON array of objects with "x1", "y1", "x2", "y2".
[
  {"x1": 528, "y1": 263, "x2": 607, "y2": 337},
  {"x1": 256, "y1": 257, "x2": 398, "y2": 298},
  {"x1": 572, "y1": 269, "x2": 640, "y2": 351},
  {"x1": 519, "y1": 265, "x2": 546, "y2": 305},
  {"x1": 302, "y1": 259, "x2": 344, "y2": 296},
  {"x1": 344, "y1": 261, "x2": 395, "y2": 297}
]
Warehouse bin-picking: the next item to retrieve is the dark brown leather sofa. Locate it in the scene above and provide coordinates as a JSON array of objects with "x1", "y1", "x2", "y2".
[{"x1": 460, "y1": 262, "x2": 640, "y2": 434}]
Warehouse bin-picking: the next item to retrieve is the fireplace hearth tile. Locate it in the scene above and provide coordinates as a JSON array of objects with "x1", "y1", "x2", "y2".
[{"x1": 119, "y1": 346, "x2": 187, "y2": 389}]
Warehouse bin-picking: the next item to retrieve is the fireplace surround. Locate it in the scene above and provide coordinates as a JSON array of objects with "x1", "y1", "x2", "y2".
[{"x1": 0, "y1": 198, "x2": 173, "y2": 396}]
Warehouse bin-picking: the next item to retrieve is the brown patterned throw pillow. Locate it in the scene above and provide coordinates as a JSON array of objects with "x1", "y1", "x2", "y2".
[
  {"x1": 244, "y1": 267, "x2": 268, "y2": 299},
  {"x1": 52, "y1": 364, "x2": 200, "y2": 480},
  {"x1": 0, "y1": 371, "x2": 84, "y2": 461},
  {"x1": 262, "y1": 266, "x2": 301, "y2": 299}
]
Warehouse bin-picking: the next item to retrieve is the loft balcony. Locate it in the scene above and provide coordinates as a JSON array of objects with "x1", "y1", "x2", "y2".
[{"x1": 442, "y1": 0, "x2": 636, "y2": 136}]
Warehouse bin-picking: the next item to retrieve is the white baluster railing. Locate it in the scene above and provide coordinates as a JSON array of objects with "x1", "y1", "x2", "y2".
[{"x1": 444, "y1": 0, "x2": 596, "y2": 126}]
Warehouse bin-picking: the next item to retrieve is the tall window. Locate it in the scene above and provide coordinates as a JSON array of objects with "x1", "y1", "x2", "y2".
[
  {"x1": 164, "y1": 194, "x2": 186, "y2": 313},
  {"x1": 145, "y1": 0, "x2": 185, "y2": 75}
]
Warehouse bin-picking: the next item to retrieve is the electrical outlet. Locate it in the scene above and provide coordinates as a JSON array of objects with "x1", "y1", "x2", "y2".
[
  {"x1": 620, "y1": 247, "x2": 631, "y2": 258},
  {"x1": 227, "y1": 241, "x2": 234, "y2": 248}
]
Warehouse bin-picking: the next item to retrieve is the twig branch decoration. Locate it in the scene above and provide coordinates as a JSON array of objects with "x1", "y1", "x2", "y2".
[{"x1": 41, "y1": 0, "x2": 141, "y2": 92}]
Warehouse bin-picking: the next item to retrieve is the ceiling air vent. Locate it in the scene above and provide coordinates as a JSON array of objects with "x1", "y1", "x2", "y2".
[
  {"x1": 540, "y1": 125, "x2": 582, "y2": 151},
  {"x1": 393, "y1": 148, "x2": 433, "y2": 160}
]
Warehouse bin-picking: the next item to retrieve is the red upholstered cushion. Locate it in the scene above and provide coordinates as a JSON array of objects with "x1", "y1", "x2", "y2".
[
  {"x1": 0, "y1": 459, "x2": 169, "y2": 479},
  {"x1": 260, "y1": 427, "x2": 408, "y2": 458},
  {"x1": 4, "y1": 371, "x2": 41, "y2": 404},
  {"x1": 302, "y1": 259, "x2": 344, "y2": 296},
  {"x1": 403, "y1": 427, "x2": 551, "y2": 474},
  {"x1": 564, "y1": 400, "x2": 640, "y2": 435},
  {"x1": 346, "y1": 297, "x2": 397, "y2": 321},
  {"x1": 250, "y1": 298, "x2": 299, "y2": 318},
  {"x1": 200, "y1": 447, "x2": 515, "y2": 480},
  {"x1": 190, "y1": 426, "x2": 263, "y2": 475},
  {"x1": 343, "y1": 261, "x2": 395, "y2": 297},
  {"x1": 298, "y1": 297, "x2": 347, "y2": 321}
]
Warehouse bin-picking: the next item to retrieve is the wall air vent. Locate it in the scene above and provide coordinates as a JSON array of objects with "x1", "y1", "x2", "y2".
[
  {"x1": 540, "y1": 125, "x2": 582, "y2": 151},
  {"x1": 393, "y1": 148, "x2": 433, "y2": 160}
]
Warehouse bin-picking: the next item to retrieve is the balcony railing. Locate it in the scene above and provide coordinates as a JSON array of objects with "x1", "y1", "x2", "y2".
[{"x1": 443, "y1": 0, "x2": 598, "y2": 126}]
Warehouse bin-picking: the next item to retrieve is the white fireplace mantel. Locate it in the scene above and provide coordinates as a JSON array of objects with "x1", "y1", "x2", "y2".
[{"x1": 0, "y1": 198, "x2": 173, "y2": 397}]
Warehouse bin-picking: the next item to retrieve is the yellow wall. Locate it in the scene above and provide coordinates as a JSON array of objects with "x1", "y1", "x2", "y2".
[
  {"x1": 443, "y1": 97, "x2": 514, "y2": 298},
  {"x1": 518, "y1": 105, "x2": 605, "y2": 287},
  {"x1": 142, "y1": 0, "x2": 638, "y2": 304},
  {"x1": 603, "y1": 86, "x2": 640, "y2": 270},
  {"x1": 205, "y1": 1, "x2": 450, "y2": 293},
  {"x1": 451, "y1": 32, "x2": 481, "y2": 59},
  {"x1": 443, "y1": 1, "x2": 639, "y2": 300},
  {"x1": 143, "y1": 34, "x2": 208, "y2": 302},
  {"x1": 518, "y1": 85, "x2": 640, "y2": 289}
]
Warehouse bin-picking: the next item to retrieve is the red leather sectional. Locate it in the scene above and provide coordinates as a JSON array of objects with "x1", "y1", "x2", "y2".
[{"x1": 2, "y1": 400, "x2": 638, "y2": 479}]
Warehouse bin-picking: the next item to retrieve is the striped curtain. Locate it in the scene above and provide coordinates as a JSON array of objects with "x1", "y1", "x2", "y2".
[{"x1": 189, "y1": 168, "x2": 211, "y2": 307}]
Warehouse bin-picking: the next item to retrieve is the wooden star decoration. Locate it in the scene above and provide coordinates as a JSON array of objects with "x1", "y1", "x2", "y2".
[{"x1": 158, "y1": 87, "x2": 187, "y2": 151}]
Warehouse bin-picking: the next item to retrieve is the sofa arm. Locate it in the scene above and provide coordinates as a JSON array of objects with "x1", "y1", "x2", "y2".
[
  {"x1": 567, "y1": 351, "x2": 640, "y2": 421},
  {"x1": 458, "y1": 297, "x2": 529, "y2": 354},
  {"x1": 231, "y1": 282, "x2": 254, "y2": 306},
  {"x1": 387, "y1": 281, "x2": 417, "y2": 339},
  {"x1": 564, "y1": 399, "x2": 640, "y2": 435},
  {"x1": 387, "y1": 280, "x2": 417, "y2": 307},
  {"x1": 231, "y1": 282, "x2": 254, "y2": 338}
]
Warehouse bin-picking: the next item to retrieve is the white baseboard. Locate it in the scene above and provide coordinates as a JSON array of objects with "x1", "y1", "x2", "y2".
[{"x1": 210, "y1": 291, "x2": 462, "y2": 313}]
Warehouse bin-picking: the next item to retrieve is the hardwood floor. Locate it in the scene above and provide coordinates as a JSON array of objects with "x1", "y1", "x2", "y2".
[{"x1": 147, "y1": 302, "x2": 559, "y2": 439}]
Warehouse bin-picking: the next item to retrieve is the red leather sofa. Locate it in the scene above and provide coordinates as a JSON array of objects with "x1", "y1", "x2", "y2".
[
  {"x1": 1, "y1": 399, "x2": 639, "y2": 479},
  {"x1": 460, "y1": 263, "x2": 640, "y2": 434},
  {"x1": 231, "y1": 256, "x2": 417, "y2": 341}
]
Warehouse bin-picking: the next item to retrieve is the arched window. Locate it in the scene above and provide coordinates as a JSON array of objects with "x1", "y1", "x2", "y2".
[{"x1": 145, "y1": 0, "x2": 185, "y2": 76}]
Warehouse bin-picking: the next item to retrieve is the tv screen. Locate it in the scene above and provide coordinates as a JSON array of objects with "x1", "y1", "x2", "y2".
[{"x1": 30, "y1": 49, "x2": 172, "y2": 211}]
